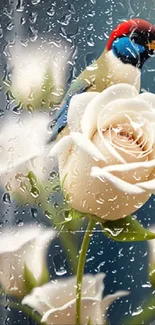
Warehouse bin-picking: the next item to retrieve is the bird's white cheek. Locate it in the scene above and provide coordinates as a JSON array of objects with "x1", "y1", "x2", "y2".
[{"x1": 105, "y1": 50, "x2": 140, "y2": 92}]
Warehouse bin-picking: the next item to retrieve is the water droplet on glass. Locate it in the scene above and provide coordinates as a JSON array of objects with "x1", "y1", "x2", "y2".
[
  {"x1": 31, "y1": 208, "x2": 38, "y2": 219},
  {"x1": 58, "y1": 13, "x2": 72, "y2": 26},
  {"x1": 16, "y1": 0, "x2": 24, "y2": 12},
  {"x1": 132, "y1": 307, "x2": 143, "y2": 316},
  {"x1": 0, "y1": 26, "x2": 3, "y2": 38},
  {"x1": 31, "y1": 0, "x2": 40, "y2": 5},
  {"x1": 47, "y1": 7, "x2": 55, "y2": 17},
  {"x1": 87, "y1": 33, "x2": 95, "y2": 47},
  {"x1": 2, "y1": 192, "x2": 11, "y2": 204},
  {"x1": 30, "y1": 187, "x2": 40, "y2": 198},
  {"x1": 29, "y1": 12, "x2": 38, "y2": 24},
  {"x1": 53, "y1": 254, "x2": 67, "y2": 276}
]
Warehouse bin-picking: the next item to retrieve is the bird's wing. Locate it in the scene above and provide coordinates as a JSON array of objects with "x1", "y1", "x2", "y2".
[{"x1": 48, "y1": 78, "x2": 92, "y2": 142}]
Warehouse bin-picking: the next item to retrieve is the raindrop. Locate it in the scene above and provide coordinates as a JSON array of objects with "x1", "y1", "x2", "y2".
[
  {"x1": 47, "y1": 7, "x2": 55, "y2": 17},
  {"x1": 132, "y1": 307, "x2": 143, "y2": 316},
  {"x1": 12, "y1": 103, "x2": 23, "y2": 114},
  {"x1": 2, "y1": 192, "x2": 11, "y2": 204},
  {"x1": 21, "y1": 17, "x2": 26, "y2": 25},
  {"x1": 87, "y1": 23, "x2": 93, "y2": 31},
  {"x1": 53, "y1": 253, "x2": 67, "y2": 276},
  {"x1": 30, "y1": 187, "x2": 40, "y2": 199},
  {"x1": 29, "y1": 12, "x2": 38, "y2": 24},
  {"x1": 31, "y1": 207, "x2": 38, "y2": 219},
  {"x1": 16, "y1": 0, "x2": 24, "y2": 12},
  {"x1": 96, "y1": 261, "x2": 105, "y2": 272},
  {"x1": 16, "y1": 219, "x2": 24, "y2": 226},
  {"x1": 0, "y1": 109, "x2": 4, "y2": 117},
  {"x1": 58, "y1": 13, "x2": 72, "y2": 26},
  {"x1": 68, "y1": 4, "x2": 76, "y2": 14},
  {"x1": 87, "y1": 10, "x2": 95, "y2": 17},
  {"x1": 29, "y1": 26, "x2": 38, "y2": 42},
  {"x1": 87, "y1": 33, "x2": 95, "y2": 47},
  {"x1": 0, "y1": 26, "x2": 3, "y2": 38},
  {"x1": 31, "y1": 0, "x2": 40, "y2": 4}
]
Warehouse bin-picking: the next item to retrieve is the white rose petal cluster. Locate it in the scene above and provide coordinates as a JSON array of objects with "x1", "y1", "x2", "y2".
[
  {"x1": 52, "y1": 83, "x2": 155, "y2": 220},
  {"x1": 0, "y1": 224, "x2": 56, "y2": 297},
  {"x1": 10, "y1": 42, "x2": 68, "y2": 108},
  {"x1": 22, "y1": 273, "x2": 128, "y2": 325},
  {"x1": 0, "y1": 113, "x2": 53, "y2": 201}
]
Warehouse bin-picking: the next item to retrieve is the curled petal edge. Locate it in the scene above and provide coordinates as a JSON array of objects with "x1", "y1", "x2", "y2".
[{"x1": 91, "y1": 167, "x2": 145, "y2": 195}]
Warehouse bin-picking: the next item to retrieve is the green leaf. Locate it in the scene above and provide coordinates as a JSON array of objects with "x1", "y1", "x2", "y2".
[
  {"x1": 24, "y1": 264, "x2": 37, "y2": 294},
  {"x1": 68, "y1": 209, "x2": 87, "y2": 220},
  {"x1": 102, "y1": 215, "x2": 155, "y2": 242}
]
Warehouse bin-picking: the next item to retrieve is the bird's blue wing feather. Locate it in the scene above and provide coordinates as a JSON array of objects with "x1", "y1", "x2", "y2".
[{"x1": 49, "y1": 79, "x2": 90, "y2": 141}]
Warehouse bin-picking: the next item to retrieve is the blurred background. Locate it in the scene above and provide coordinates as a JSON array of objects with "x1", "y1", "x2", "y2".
[{"x1": 0, "y1": 0, "x2": 155, "y2": 324}]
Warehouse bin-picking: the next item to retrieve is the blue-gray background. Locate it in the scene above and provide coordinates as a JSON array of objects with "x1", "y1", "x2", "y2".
[{"x1": 1, "y1": 0, "x2": 155, "y2": 324}]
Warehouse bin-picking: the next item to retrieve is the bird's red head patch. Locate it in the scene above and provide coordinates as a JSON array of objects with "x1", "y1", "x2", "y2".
[{"x1": 106, "y1": 19, "x2": 155, "y2": 51}]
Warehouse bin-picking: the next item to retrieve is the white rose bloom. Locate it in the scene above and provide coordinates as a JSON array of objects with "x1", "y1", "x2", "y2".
[
  {"x1": 9, "y1": 42, "x2": 68, "y2": 108},
  {"x1": 50, "y1": 83, "x2": 155, "y2": 220},
  {"x1": 0, "y1": 224, "x2": 56, "y2": 297},
  {"x1": 0, "y1": 113, "x2": 54, "y2": 201},
  {"x1": 22, "y1": 273, "x2": 129, "y2": 325}
]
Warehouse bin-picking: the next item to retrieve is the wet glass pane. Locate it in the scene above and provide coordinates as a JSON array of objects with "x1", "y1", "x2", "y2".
[{"x1": 1, "y1": 0, "x2": 155, "y2": 325}]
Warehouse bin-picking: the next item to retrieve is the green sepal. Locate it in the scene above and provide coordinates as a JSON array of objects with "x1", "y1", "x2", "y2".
[
  {"x1": 24, "y1": 264, "x2": 37, "y2": 294},
  {"x1": 38, "y1": 263, "x2": 50, "y2": 287},
  {"x1": 102, "y1": 215, "x2": 155, "y2": 242},
  {"x1": 87, "y1": 318, "x2": 92, "y2": 325},
  {"x1": 149, "y1": 262, "x2": 155, "y2": 288}
]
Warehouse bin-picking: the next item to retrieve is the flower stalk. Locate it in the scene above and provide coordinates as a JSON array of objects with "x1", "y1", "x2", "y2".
[{"x1": 76, "y1": 218, "x2": 95, "y2": 325}]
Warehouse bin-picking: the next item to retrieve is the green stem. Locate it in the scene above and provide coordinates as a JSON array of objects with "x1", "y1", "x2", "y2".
[
  {"x1": 59, "y1": 228, "x2": 78, "y2": 274},
  {"x1": 123, "y1": 293, "x2": 155, "y2": 325},
  {"x1": 42, "y1": 203, "x2": 78, "y2": 274},
  {"x1": 76, "y1": 218, "x2": 95, "y2": 325}
]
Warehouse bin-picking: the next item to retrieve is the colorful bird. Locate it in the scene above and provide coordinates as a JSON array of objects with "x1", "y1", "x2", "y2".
[{"x1": 50, "y1": 18, "x2": 155, "y2": 141}]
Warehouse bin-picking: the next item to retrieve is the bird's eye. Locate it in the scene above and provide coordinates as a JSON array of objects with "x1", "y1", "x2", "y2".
[{"x1": 129, "y1": 31, "x2": 148, "y2": 47}]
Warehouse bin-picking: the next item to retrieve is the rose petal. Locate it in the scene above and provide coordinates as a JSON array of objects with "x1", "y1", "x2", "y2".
[
  {"x1": 81, "y1": 84, "x2": 138, "y2": 138},
  {"x1": 93, "y1": 130, "x2": 127, "y2": 164},
  {"x1": 23, "y1": 273, "x2": 105, "y2": 314},
  {"x1": 0, "y1": 225, "x2": 54, "y2": 297},
  {"x1": 91, "y1": 167, "x2": 145, "y2": 195},
  {"x1": 0, "y1": 114, "x2": 49, "y2": 175},
  {"x1": 68, "y1": 92, "x2": 98, "y2": 132},
  {"x1": 136, "y1": 178, "x2": 155, "y2": 193},
  {"x1": 138, "y1": 92, "x2": 155, "y2": 109},
  {"x1": 49, "y1": 132, "x2": 107, "y2": 165},
  {"x1": 25, "y1": 229, "x2": 56, "y2": 281},
  {"x1": 70, "y1": 132, "x2": 107, "y2": 162},
  {"x1": 97, "y1": 98, "x2": 152, "y2": 134},
  {"x1": 102, "y1": 159, "x2": 155, "y2": 174},
  {"x1": 101, "y1": 290, "x2": 129, "y2": 316},
  {"x1": 41, "y1": 298, "x2": 102, "y2": 325}
]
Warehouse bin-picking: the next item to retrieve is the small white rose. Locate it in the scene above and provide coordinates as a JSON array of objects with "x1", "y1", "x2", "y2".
[
  {"x1": 51, "y1": 83, "x2": 155, "y2": 220},
  {"x1": 9, "y1": 42, "x2": 68, "y2": 108},
  {"x1": 0, "y1": 113, "x2": 54, "y2": 202},
  {"x1": 0, "y1": 224, "x2": 56, "y2": 297},
  {"x1": 22, "y1": 273, "x2": 129, "y2": 325}
]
